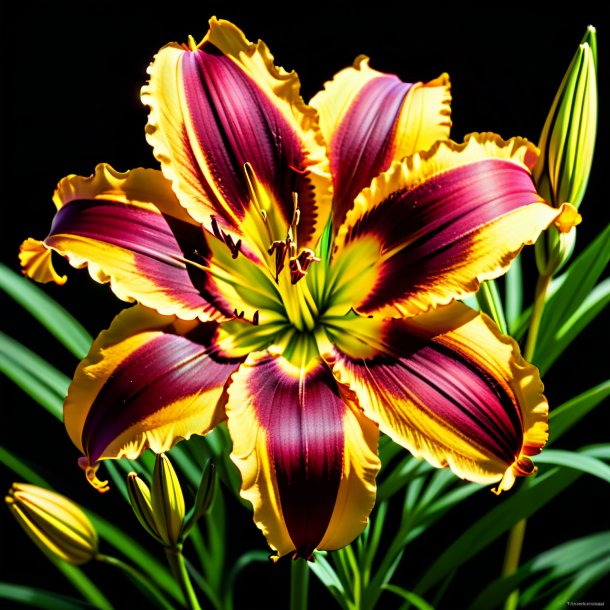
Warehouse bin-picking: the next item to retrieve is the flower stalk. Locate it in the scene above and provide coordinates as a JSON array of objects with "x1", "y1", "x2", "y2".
[
  {"x1": 290, "y1": 558, "x2": 310, "y2": 610},
  {"x1": 165, "y1": 545, "x2": 203, "y2": 610}
]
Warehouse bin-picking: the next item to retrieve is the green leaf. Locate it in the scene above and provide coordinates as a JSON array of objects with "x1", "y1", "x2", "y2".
[
  {"x1": 409, "y1": 483, "x2": 484, "y2": 542},
  {"x1": 377, "y1": 455, "x2": 433, "y2": 501},
  {"x1": 0, "y1": 582, "x2": 99, "y2": 610},
  {"x1": 549, "y1": 380, "x2": 610, "y2": 443},
  {"x1": 224, "y1": 550, "x2": 270, "y2": 610},
  {"x1": 476, "y1": 280, "x2": 507, "y2": 334},
  {"x1": 382, "y1": 584, "x2": 434, "y2": 610},
  {"x1": 0, "y1": 332, "x2": 69, "y2": 420},
  {"x1": 414, "y1": 465, "x2": 582, "y2": 595},
  {"x1": 104, "y1": 461, "x2": 131, "y2": 504},
  {"x1": 539, "y1": 276, "x2": 610, "y2": 375},
  {"x1": 535, "y1": 449, "x2": 610, "y2": 485},
  {"x1": 0, "y1": 445, "x2": 50, "y2": 488},
  {"x1": 50, "y1": 560, "x2": 114, "y2": 610},
  {"x1": 542, "y1": 555, "x2": 610, "y2": 610},
  {"x1": 86, "y1": 513, "x2": 182, "y2": 603},
  {"x1": 308, "y1": 552, "x2": 348, "y2": 610},
  {"x1": 470, "y1": 531, "x2": 610, "y2": 610},
  {"x1": 0, "y1": 262, "x2": 92, "y2": 359},
  {"x1": 534, "y1": 223, "x2": 610, "y2": 374}
]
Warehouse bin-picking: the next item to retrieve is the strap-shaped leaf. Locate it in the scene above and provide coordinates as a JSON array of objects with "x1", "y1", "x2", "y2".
[
  {"x1": 533, "y1": 223, "x2": 610, "y2": 374},
  {"x1": 414, "y1": 465, "x2": 582, "y2": 595},
  {"x1": 535, "y1": 449, "x2": 610, "y2": 485},
  {"x1": 549, "y1": 380, "x2": 610, "y2": 443},
  {"x1": 541, "y1": 555, "x2": 610, "y2": 610},
  {"x1": 0, "y1": 332, "x2": 69, "y2": 420},
  {"x1": 383, "y1": 584, "x2": 434, "y2": 610},
  {"x1": 470, "y1": 531, "x2": 610, "y2": 610},
  {"x1": 0, "y1": 582, "x2": 105, "y2": 610},
  {"x1": 0, "y1": 263, "x2": 92, "y2": 359}
]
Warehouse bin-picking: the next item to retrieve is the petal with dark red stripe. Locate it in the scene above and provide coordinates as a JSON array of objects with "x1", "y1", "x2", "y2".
[
  {"x1": 226, "y1": 349, "x2": 379, "y2": 559},
  {"x1": 142, "y1": 18, "x2": 332, "y2": 257},
  {"x1": 65, "y1": 305, "x2": 241, "y2": 491},
  {"x1": 326, "y1": 302, "x2": 548, "y2": 492},
  {"x1": 329, "y1": 133, "x2": 579, "y2": 317},
  {"x1": 20, "y1": 164, "x2": 232, "y2": 321},
  {"x1": 311, "y1": 56, "x2": 451, "y2": 229}
]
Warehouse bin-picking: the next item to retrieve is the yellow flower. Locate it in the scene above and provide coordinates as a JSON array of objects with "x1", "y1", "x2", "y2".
[{"x1": 20, "y1": 18, "x2": 578, "y2": 560}]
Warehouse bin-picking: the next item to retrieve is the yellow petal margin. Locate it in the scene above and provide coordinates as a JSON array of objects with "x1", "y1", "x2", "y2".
[
  {"x1": 142, "y1": 17, "x2": 332, "y2": 250},
  {"x1": 331, "y1": 133, "x2": 580, "y2": 318},
  {"x1": 328, "y1": 302, "x2": 548, "y2": 493},
  {"x1": 19, "y1": 238, "x2": 67, "y2": 285},
  {"x1": 311, "y1": 55, "x2": 451, "y2": 161},
  {"x1": 226, "y1": 349, "x2": 379, "y2": 559},
  {"x1": 65, "y1": 305, "x2": 237, "y2": 491}
]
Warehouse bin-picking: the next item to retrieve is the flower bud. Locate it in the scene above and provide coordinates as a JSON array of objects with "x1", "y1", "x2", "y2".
[
  {"x1": 182, "y1": 460, "x2": 216, "y2": 537},
  {"x1": 127, "y1": 472, "x2": 163, "y2": 543},
  {"x1": 534, "y1": 26, "x2": 597, "y2": 276},
  {"x1": 151, "y1": 453, "x2": 185, "y2": 547},
  {"x1": 5, "y1": 483, "x2": 98, "y2": 565}
]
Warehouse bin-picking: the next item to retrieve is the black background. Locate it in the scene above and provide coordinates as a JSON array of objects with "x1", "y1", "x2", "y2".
[{"x1": 1, "y1": 3, "x2": 608, "y2": 609}]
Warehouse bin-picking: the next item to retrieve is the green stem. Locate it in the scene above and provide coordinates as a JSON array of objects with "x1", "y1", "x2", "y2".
[
  {"x1": 524, "y1": 273, "x2": 552, "y2": 363},
  {"x1": 290, "y1": 558, "x2": 309, "y2": 610},
  {"x1": 165, "y1": 546, "x2": 203, "y2": 610},
  {"x1": 502, "y1": 273, "x2": 552, "y2": 610},
  {"x1": 96, "y1": 553, "x2": 176, "y2": 610},
  {"x1": 343, "y1": 547, "x2": 362, "y2": 610}
]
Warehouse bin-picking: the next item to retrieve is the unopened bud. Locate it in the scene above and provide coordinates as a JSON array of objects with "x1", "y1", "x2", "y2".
[
  {"x1": 534, "y1": 26, "x2": 597, "y2": 276},
  {"x1": 182, "y1": 460, "x2": 216, "y2": 537},
  {"x1": 152, "y1": 453, "x2": 185, "y2": 547},
  {"x1": 5, "y1": 483, "x2": 98, "y2": 565},
  {"x1": 127, "y1": 472, "x2": 163, "y2": 543}
]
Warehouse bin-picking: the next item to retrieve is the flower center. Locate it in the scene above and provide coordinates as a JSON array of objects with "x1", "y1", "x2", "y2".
[{"x1": 240, "y1": 163, "x2": 323, "y2": 332}]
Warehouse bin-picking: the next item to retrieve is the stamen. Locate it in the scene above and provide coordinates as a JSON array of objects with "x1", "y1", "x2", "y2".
[
  {"x1": 289, "y1": 249, "x2": 321, "y2": 284},
  {"x1": 252, "y1": 311, "x2": 260, "y2": 326},
  {"x1": 211, "y1": 217, "x2": 223, "y2": 241},
  {"x1": 268, "y1": 240, "x2": 289, "y2": 282},
  {"x1": 210, "y1": 217, "x2": 241, "y2": 258}
]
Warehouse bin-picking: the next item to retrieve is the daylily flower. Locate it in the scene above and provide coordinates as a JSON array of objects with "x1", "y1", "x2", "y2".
[{"x1": 21, "y1": 18, "x2": 578, "y2": 561}]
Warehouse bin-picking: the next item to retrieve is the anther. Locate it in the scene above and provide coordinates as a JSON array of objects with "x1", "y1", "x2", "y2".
[
  {"x1": 211, "y1": 217, "x2": 241, "y2": 258},
  {"x1": 289, "y1": 249, "x2": 320, "y2": 284},
  {"x1": 268, "y1": 240, "x2": 288, "y2": 281},
  {"x1": 211, "y1": 217, "x2": 224, "y2": 241}
]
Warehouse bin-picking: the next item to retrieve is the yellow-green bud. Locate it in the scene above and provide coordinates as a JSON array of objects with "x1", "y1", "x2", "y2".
[
  {"x1": 152, "y1": 453, "x2": 185, "y2": 547},
  {"x1": 182, "y1": 460, "x2": 216, "y2": 537},
  {"x1": 534, "y1": 25, "x2": 597, "y2": 276},
  {"x1": 127, "y1": 472, "x2": 163, "y2": 543},
  {"x1": 5, "y1": 483, "x2": 98, "y2": 565}
]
